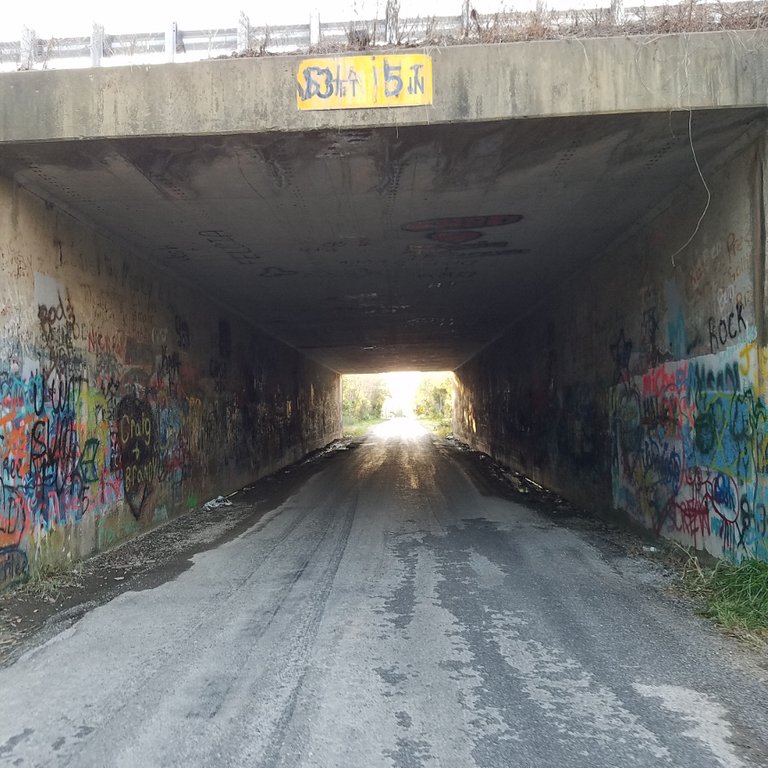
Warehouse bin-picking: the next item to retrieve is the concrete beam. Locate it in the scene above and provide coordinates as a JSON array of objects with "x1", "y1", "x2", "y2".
[{"x1": 1, "y1": 31, "x2": 767, "y2": 144}]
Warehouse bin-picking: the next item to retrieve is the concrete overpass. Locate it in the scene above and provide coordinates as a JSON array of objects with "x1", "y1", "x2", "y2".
[{"x1": 1, "y1": 30, "x2": 767, "y2": 585}]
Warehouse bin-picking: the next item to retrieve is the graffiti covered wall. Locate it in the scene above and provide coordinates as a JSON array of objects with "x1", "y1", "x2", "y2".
[
  {"x1": 0, "y1": 178, "x2": 341, "y2": 587},
  {"x1": 455, "y1": 135, "x2": 768, "y2": 562},
  {"x1": 612, "y1": 345, "x2": 768, "y2": 560}
]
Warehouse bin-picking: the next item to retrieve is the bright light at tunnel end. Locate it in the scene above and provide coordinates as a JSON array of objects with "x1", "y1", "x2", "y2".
[
  {"x1": 382, "y1": 371, "x2": 422, "y2": 417},
  {"x1": 371, "y1": 418, "x2": 429, "y2": 440},
  {"x1": 341, "y1": 370, "x2": 455, "y2": 439}
]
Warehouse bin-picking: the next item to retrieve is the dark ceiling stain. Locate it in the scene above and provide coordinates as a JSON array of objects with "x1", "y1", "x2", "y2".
[
  {"x1": 260, "y1": 266, "x2": 298, "y2": 278},
  {"x1": 402, "y1": 215, "x2": 524, "y2": 232}
]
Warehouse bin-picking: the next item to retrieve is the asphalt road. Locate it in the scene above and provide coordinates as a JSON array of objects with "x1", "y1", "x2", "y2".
[{"x1": 1, "y1": 421, "x2": 767, "y2": 768}]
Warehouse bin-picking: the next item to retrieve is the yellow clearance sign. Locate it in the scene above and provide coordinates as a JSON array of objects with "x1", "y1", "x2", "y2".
[{"x1": 296, "y1": 54, "x2": 433, "y2": 111}]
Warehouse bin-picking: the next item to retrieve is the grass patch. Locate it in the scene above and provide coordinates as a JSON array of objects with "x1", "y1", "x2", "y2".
[
  {"x1": 679, "y1": 550, "x2": 768, "y2": 643},
  {"x1": 20, "y1": 560, "x2": 84, "y2": 602},
  {"x1": 418, "y1": 417, "x2": 453, "y2": 438},
  {"x1": 342, "y1": 417, "x2": 385, "y2": 438},
  {"x1": 704, "y1": 559, "x2": 768, "y2": 632}
]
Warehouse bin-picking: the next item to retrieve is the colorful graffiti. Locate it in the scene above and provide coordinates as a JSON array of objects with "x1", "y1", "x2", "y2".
[
  {"x1": 611, "y1": 343, "x2": 768, "y2": 561},
  {"x1": 0, "y1": 267, "x2": 339, "y2": 588},
  {"x1": 1, "y1": 361, "x2": 117, "y2": 583}
]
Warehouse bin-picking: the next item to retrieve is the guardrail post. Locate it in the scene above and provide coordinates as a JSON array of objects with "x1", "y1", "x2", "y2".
[
  {"x1": 461, "y1": 1, "x2": 471, "y2": 37},
  {"x1": 310, "y1": 9, "x2": 320, "y2": 47},
  {"x1": 610, "y1": 0, "x2": 624, "y2": 25},
  {"x1": 385, "y1": 1, "x2": 400, "y2": 44},
  {"x1": 19, "y1": 27, "x2": 36, "y2": 70},
  {"x1": 91, "y1": 23, "x2": 104, "y2": 67},
  {"x1": 165, "y1": 21, "x2": 178, "y2": 62},
  {"x1": 237, "y1": 12, "x2": 250, "y2": 52}
]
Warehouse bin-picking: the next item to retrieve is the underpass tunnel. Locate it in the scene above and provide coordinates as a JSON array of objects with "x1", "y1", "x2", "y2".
[{"x1": 1, "y1": 69, "x2": 767, "y2": 584}]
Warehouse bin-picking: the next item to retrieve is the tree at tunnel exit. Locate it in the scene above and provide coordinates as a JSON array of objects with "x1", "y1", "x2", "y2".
[
  {"x1": 342, "y1": 374, "x2": 390, "y2": 424},
  {"x1": 414, "y1": 372, "x2": 454, "y2": 421}
]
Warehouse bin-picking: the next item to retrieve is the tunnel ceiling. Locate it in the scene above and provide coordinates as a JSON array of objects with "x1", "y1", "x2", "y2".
[{"x1": 0, "y1": 108, "x2": 762, "y2": 372}]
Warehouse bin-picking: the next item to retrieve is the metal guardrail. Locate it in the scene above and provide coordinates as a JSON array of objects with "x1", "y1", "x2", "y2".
[
  {"x1": 0, "y1": 1, "x2": 761, "y2": 71},
  {"x1": 0, "y1": 12, "x2": 472, "y2": 70}
]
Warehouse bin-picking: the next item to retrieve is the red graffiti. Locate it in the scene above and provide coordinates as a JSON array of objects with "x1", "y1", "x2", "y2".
[{"x1": 671, "y1": 498, "x2": 711, "y2": 544}]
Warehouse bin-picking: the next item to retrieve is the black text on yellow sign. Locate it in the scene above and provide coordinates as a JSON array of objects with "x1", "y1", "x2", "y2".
[{"x1": 296, "y1": 54, "x2": 433, "y2": 111}]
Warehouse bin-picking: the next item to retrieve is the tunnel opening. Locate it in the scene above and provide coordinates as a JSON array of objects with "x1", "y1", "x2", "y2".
[{"x1": 341, "y1": 371, "x2": 455, "y2": 438}]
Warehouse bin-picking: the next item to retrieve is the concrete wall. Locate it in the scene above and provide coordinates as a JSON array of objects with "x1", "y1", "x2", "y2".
[
  {"x1": 455, "y1": 128, "x2": 768, "y2": 563},
  {"x1": 0, "y1": 178, "x2": 341, "y2": 587},
  {"x1": 2, "y1": 33, "x2": 768, "y2": 143}
]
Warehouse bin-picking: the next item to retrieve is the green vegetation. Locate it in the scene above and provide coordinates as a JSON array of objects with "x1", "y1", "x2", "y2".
[
  {"x1": 342, "y1": 416, "x2": 386, "y2": 438},
  {"x1": 417, "y1": 416, "x2": 453, "y2": 438},
  {"x1": 703, "y1": 559, "x2": 768, "y2": 633},
  {"x1": 681, "y1": 552, "x2": 768, "y2": 642},
  {"x1": 341, "y1": 371, "x2": 456, "y2": 437},
  {"x1": 414, "y1": 372, "x2": 454, "y2": 436},
  {"x1": 342, "y1": 374, "x2": 390, "y2": 436}
]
